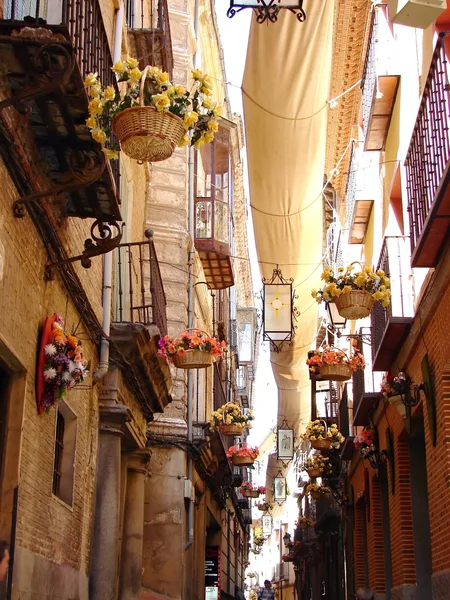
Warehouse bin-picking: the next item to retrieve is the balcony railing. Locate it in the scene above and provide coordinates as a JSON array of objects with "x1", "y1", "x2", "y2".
[
  {"x1": 361, "y1": 10, "x2": 377, "y2": 141},
  {"x1": 350, "y1": 334, "x2": 379, "y2": 426},
  {"x1": 405, "y1": 32, "x2": 450, "y2": 268},
  {"x1": 114, "y1": 233, "x2": 167, "y2": 336},
  {"x1": 371, "y1": 236, "x2": 414, "y2": 370}
]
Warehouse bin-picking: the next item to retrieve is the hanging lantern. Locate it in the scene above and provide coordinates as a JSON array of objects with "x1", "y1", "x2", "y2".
[
  {"x1": 227, "y1": 0, "x2": 306, "y2": 24},
  {"x1": 262, "y1": 266, "x2": 299, "y2": 353},
  {"x1": 273, "y1": 472, "x2": 287, "y2": 503},
  {"x1": 262, "y1": 515, "x2": 273, "y2": 535},
  {"x1": 276, "y1": 418, "x2": 295, "y2": 464}
]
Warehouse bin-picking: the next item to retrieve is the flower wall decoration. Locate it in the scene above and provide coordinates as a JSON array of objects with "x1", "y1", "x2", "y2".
[
  {"x1": 84, "y1": 61, "x2": 222, "y2": 159},
  {"x1": 36, "y1": 314, "x2": 88, "y2": 413}
]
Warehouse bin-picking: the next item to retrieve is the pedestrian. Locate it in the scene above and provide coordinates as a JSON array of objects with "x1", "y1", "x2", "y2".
[
  {"x1": 0, "y1": 541, "x2": 9, "y2": 582},
  {"x1": 258, "y1": 580, "x2": 275, "y2": 600},
  {"x1": 356, "y1": 588, "x2": 374, "y2": 600},
  {"x1": 236, "y1": 586, "x2": 246, "y2": 600}
]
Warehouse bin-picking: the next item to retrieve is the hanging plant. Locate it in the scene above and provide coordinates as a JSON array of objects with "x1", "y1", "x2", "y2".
[
  {"x1": 306, "y1": 345, "x2": 365, "y2": 381},
  {"x1": 311, "y1": 263, "x2": 391, "y2": 319},
  {"x1": 209, "y1": 402, "x2": 254, "y2": 435},
  {"x1": 158, "y1": 329, "x2": 225, "y2": 369},
  {"x1": 226, "y1": 444, "x2": 259, "y2": 466},
  {"x1": 238, "y1": 482, "x2": 265, "y2": 498},
  {"x1": 301, "y1": 420, "x2": 344, "y2": 450},
  {"x1": 84, "y1": 61, "x2": 222, "y2": 162},
  {"x1": 295, "y1": 517, "x2": 315, "y2": 530},
  {"x1": 306, "y1": 483, "x2": 332, "y2": 500},
  {"x1": 302, "y1": 455, "x2": 332, "y2": 478},
  {"x1": 256, "y1": 501, "x2": 273, "y2": 512},
  {"x1": 36, "y1": 314, "x2": 88, "y2": 413}
]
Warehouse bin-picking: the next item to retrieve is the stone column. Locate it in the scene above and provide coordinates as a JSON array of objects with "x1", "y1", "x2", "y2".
[
  {"x1": 90, "y1": 402, "x2": 130, "y2": 600},
  {"x1": 119, "y1": 450, "x2": 151, "y2": 600}
]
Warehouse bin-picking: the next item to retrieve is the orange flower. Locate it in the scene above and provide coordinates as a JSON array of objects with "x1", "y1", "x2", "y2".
[{"x1": 67, "y1": 335, "x2": 78, "y2": 349}]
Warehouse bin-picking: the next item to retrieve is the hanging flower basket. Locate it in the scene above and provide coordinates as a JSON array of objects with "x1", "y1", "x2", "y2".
[
  {"x1": 334, "y1": 289, "x2": 376, "y2": 320},
  {"x1": 227, "y1": 443, "x2": 259, "y2": 465},
  {"x1": 318, "y1": 362, "x2": 353, "y2": 382},
  {"x1": 282, "y1": 554, "x2": 294, "y2": 562},
  {"x1": 231, "y1": 455, "x2": 255, "y2": 466},
  {"x1": 242, "y1": 490, "x2": 260, "y2": 498},
  {"x1": 172, "y1": 349, "x2": 214, "y2": 369},
  {"x1": 310, "y1": 438, "x2": 332, "y2": 451},
  {"x1": 307, "y1": 468, "x2": 322, "y2": 478},
  {"x1": 220, "y1": 423, "x2": 244, "y2": 436},
  {"x1": 158, "y1": 329, "x2": 225, "y2": 370}
]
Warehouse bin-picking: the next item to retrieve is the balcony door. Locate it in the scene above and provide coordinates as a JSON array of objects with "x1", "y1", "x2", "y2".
[{"x1": 4, "y1": 0, "x2": 63, "y2": 23}]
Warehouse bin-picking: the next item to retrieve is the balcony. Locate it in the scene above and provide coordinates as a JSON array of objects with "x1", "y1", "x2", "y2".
[
  {"x1": 345, "y1": 143, "x2": 373, "y2": 244},
  {"x1": 195, "y1": 123, "x2": 235, "y2": 290},
  {"x1": 405, "y1": 32, "x2": 450, "y2": 268},
  {"x1": 0, "y1": 2, "x2": 121, "y2": 223},
  {"x1": 109, "y1": 232, "x2": 171, "y2": 417},
  {"x1": 361, "y1": 8, "x2": 400, "y2": 152},
  {"x1": 338, "y1": 387, "x2": 354, "y2": 460},
  {"x1": 371, "y1": 236, "x2": 414, "y2": 371},
  {"x1": 125, "y1": 0, "x2": 173, "y2": 77}
]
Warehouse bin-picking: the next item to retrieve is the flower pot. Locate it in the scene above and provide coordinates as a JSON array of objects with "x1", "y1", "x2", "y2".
[
  {"x1": 231, "y1": 455, "x2": 255, "y2": 467},
  {"x1": 310, "y1": 438, "x2": 332, "y2": 451},
  {"x1": 172, "y1": 349, "x2": 214, "y2": 369},
  {"x1": 282, "y1": 555, "x2": 294, "y2": 562},
  {"x1": 220, "y1": 423, "x2": 244, "y2": 436},
  {"x1": 319, "y1": 363, "x2": 352, "y2": 382},
  {"x1": 112, "y1": 106, "x2": 185, "y2": 162},
  {"x1": 334, "y1": 290, "x2": 375, "y2": 320},
  {"x1": 242, "y1": 490, "x2": 260, "y2": 498},
  {"x1": 307, "y1": 468, "x2": 322, "y2": 478},
  {"x1": 387, "y1": 394, "x2": 406, "y2": 418}
]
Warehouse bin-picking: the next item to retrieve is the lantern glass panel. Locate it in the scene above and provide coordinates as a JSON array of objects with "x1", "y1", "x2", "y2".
[
  {"x1": 262, "y1": 515, "x2": 273, "y2": 535},
  {"x1": 264, "y1": 283, "x2": 292, "y2": 339}
]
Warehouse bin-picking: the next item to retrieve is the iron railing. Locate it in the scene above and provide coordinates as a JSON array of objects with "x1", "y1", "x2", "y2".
[
  {"x1": 338, "y1": 387, "x2": 351, "y2": 438},
  {"x1": 345, "y1": 141, "x2": 359, "y2": 228},
  {"x1": 370, "y1": 236, "x2": 412, "y2": 359},
  {"x1": 114, "y1": 235, "x2": 167, "y2": 336},
  {"x1": 125, "y1": 0, "x2": 168, "y2": 31},
  {"x1": 352, "y1": 369, "x2": 365, "y2": 416},
  {"x1": 405, "y1": 32, "x2": 450, "y2": 256},
  {"x1": 361, "y1": 9, "x2": 377, "y2": 139}
]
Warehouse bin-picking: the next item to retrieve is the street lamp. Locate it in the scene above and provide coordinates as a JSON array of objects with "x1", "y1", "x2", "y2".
[
  {"x1": 262, "y1": 266, "x2": 299, "y2": 353},
  {"x1": 227, "y1": 0, "x2": 306, "y2": 24}
]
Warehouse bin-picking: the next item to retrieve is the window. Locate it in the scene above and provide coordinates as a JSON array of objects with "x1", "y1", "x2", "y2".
[{"x1": 52, "y1": 401, "x2": 77, "y2": 506}]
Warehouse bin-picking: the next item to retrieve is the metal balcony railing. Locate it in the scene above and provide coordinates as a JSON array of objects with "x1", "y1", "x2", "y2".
[
  {"x1": 405, "y1": 32, "x2": 450, "y2": 261},
  {"x1": 361, "y1": 10, "x2": 377, "y2": 139},
  {"x1": 3, "y1": 0, "x2": 120, "y2": 190},
  {"x1": 114, "y1": 234, "x2": 167, "y2": 336},
  {"x1": 338, "y1": 387, "x2": 351, "y2": 438},
  {"x1": 345, "y1": 142, "x2": 359, "y2": 228},
  {"x1": 125, "y1": 0, "x2": 169, "y2": 31}
]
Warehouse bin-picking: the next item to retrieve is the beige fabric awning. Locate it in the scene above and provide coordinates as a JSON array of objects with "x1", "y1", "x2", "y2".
[{"x1": 242, "y1": 1, "x2": 335, "y2": 434}]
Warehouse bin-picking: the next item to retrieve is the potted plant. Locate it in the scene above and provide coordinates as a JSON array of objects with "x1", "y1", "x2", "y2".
[
  {"x1": 282, "y1": 553, "x2": 294, "y2": 562},
  {"x1": 301, "y1": 421, "x2": 344, "y2": 451},
  {"x1": 311, "y1": 263, "x2": 391, "y2": 320},
  {"x1": 38, "y1": 314, "x2": 89, "y2": 412},
  {"x1": 306, "y1": 345, "x2": 365, "y2": 382},
  {"x1": 354, "y1": 428, "x2": 377, "y2": 459},
  {"x1": 84, "y1": 63, "x2": 222, "y2": 162},
  {"x1": 227, "y1": 444, "x2": 259, "y2": 466},
  {"x1": 239, "y1": 482, "x2": 265, "y2": 498},
  {"x1": 254, "y1": 533, "x2": 265, "y2": 547},
  {"x1": 306, "y1": 483, "x2": 332, "y2": 500},
  {"x1": 158, "y1": 329, "x2": 225, "y2": 369},
  {"x1": 302, "y1": 455, "x2": 331, "y2": 478},
  {"x1": 380, "y1": 373, "x2": 413, "y2": 418},
  {"x1": 209, "y1": 403, "x2": 254, "y2": 436},
  {"x1": 296, "y1": 517, "x2": 315, "y2": 530},
  {"x1": 256, "y1": 501, "x2": 273, "y2": 512}
]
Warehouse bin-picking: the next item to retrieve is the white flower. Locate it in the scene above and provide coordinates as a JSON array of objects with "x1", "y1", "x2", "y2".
[
  {"x1": 44, "y1": 343, "x2": 57, "y2": 357},
  {"x1": 62, "y1": 371, "x2": 72, "y2": 382},
  {"x1": 67, "y1": 360, "x2": 75, "y2": 373},
  {"x1": 44, "y1": 368, "x2": 57, "y2": 381}
]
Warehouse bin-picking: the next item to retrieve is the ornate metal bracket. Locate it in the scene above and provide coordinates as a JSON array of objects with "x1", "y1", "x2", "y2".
[
  {"x1": 227, "y1": 1, "x2": 306, "y2": 24},
  {"x1": 0, "y1": 41, "x2": 74, "y2": 116},
  {"x1": 45, "y1": 220, "x2": 123, "y2": 280},
  {"x1": 336, "y1": 331, "x2": 372, "y2": 346},
  {"x1": 12, "y1": 149, "x2": 107, "y2": 218}
]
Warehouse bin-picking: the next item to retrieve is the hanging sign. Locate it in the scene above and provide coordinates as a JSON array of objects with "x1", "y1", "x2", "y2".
[{"x1": 262, "y1": 515, "x2": 273, "y2": 535}]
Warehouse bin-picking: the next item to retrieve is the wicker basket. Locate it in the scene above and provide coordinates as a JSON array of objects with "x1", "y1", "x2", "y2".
[
  {"x1": 242, "y1": 490, "x2": 260, "y2": 498},
  {"x1": 231, "y1": 455, "x2": 255, "y2": 467},
  {"x1": 112, "y1": 67, "x2": 185, "y2": 162},
  {"x1": 319, "y1": 363, "x2": 352, "y2": 382},
  {"x1": 334, "y1": 290, "x2": 376, "y2": 320},
  {"x1": 307, "y1": 468, "x2": 322, "y2": 478},
  {"x1": 282, "y1": 555, "x2": 294, "y2": 562},
  {"x1": 172, "y1": 349, "x2": 213, "y2": 369},
  {"x1": 220, "y1": 423, "x2": 244, "y2": 436},
  {"x1": 310, "y1": 438, "x2": 332, "y2": 451}
]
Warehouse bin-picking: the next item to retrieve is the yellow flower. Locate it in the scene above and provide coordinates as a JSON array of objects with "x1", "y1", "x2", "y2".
[
  {"x1": 372, "y1": 291, "x2": 384, "y2": 301},
  {"x1": 92, "y1": 128, "x2": 107, "y2": 144},
  {"x1": 207, "y1": 120, "x2": 219, "y2": 132},
  {"x1": 338, "y1": 267, "x2": 344, "y2": 272},
  {"x1": 200, "y1": 84, "x2": 213, "y2": 96},
  {"x1": 178, "y1": 135, "x2": 190, "y2": 147},
  {"x1": 86, "y1": 116, "x2": 97, "y2": 129},
  {"x1": 194, "y1": 136, "x2": 206, "y2": 150},
  {"x1": 126, "y1": 57, "x2": 139, "y2": 69},
  {"x1": 102, "y1": 147, "x2": 119, "y2": 160},
  {"x1": 84, "y1": 72, "x2": 98, "y2": 87},
  {"x1": 203, "y1": 131, "x2": 215, "y2": 145},
  {"x1": 153, "y1": 93, "x2": 171, "y2": 111},
  {"x1": 213, "y1": 104, "x2": 222, "y2": 118},
  {"x1": 342, "y1": 285, "x2": 352, "y2": 294},
  {"x1": 103, "y1": 86, "x2": 116, "y2": 101},
  {"x1": 183, "y1": 111, "x2": 199, "y2": 128},
  {"x1": 156, "y1": 71, "x2": 171, "y2": 86},
  {"x1": 88, "y1": 97, "x2": 103, "y2": 115},
  {"x1": 175, "y1": 84, "x2": 187, "y2": 96},
  {"x1": 112, "y1": 61, "x2": 127, "y2": 74},
  {"x1": 377, "y1": 270, "x2": 385, "y2": 277},
  {"x1": 202, "y1": 97, "x2": 214, "y2": 110},
  {"x1": 192, "y1": 69, "x2": 204, "y2": 81},
  {"x1": 346, "y1": 265, "x2": 355, "y2": 272},
  {"x1": 88, "y1": 84, "x2": 102, "y2": 98},
  {"x1": 165, "y1": 85, "x2": 176, "y2": 97},
  {"x1": 129, "y1": 67, "x2": 142, "y2": 83}
]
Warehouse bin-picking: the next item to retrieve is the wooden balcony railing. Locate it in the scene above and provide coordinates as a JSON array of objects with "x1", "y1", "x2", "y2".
[
  {"x1": 114, "y1": 232, "x2": 168, "y2": 337},
  {"x1": 405, "y1": 32, "x2": 450, "y2": 268}
]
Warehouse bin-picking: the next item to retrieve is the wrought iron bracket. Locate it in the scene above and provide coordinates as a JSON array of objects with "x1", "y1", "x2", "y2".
[
  {"x1": 45, "y1": 220, "x2": 123, "y2": 280},
  {"x1": 336, "y1": 331, "x2": 372, "y2": 345},
  {"x1": 12, "y1": 149, "x2": 107, "y2": 218},
  {"x1": 0, "y1": 42, "x2": 74, "y2": 116},
  {"x1": 227, "y1": 1, "x2": 306, "y2": 23}
]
